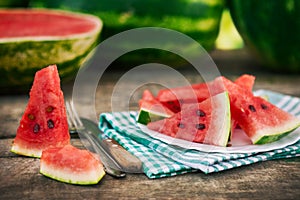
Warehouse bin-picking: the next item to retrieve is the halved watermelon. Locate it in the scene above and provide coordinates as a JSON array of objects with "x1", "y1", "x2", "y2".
[
  {"x1": 218, "y1": 76, "x2": 300, "y2": 144},
  {"x1": 11, "y1": 65, "x2": 70, "y2": 158},
  {"x1": 156, "y1": 74, "x2": 255, "y2": 113},
  {"x1": 40, "y1": 145, "x2": 105, "y2": 185},
  {"x1": 137, "y1": 90, "x2": 174, "y2": 125},
  {"x1": 0, "y1": 9, "x2": 102, "y2": 93},
  {"x1": 147, "y1": 92, "x2": 231, "y2": 146}
]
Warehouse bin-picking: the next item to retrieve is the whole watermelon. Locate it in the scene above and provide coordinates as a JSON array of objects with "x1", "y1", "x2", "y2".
[
  {"x1": 30, "y1": 0, "x2": 225, "y2": 67},
  {"x1": 228, "y1": 0, "x2": 300, "y2": 73}
]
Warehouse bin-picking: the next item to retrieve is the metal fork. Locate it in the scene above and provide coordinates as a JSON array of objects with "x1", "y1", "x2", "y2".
[{"x1": 65, "y1": 100, "x2": 126, "y2": 178}]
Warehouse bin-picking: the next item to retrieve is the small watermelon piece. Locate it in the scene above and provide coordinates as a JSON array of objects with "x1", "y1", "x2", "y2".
[
  {"x1": 234, "y1": 74, "x2": 255, "y2": 93},
  {"x1": 229, "y1": 74, "x2": 255, "y2": 134},
  {"x1": 156, "y1": 74, "x2": 255, "y2": 113},
  {"x1": 156, "y1": 83, "x2": 210, "y2": 113},
  {"x1": 11, "y1": 65, "x2": 70, "y2": 158},
  {"x1": 137, "y1": 90, "x2": 174, "y2": 125},
  {"x1": 148, "y1": 92, "x2": 231, "y2": 146},
  {"x1": 40, "y1": 145, "x2": 105, "y2": 185},
  {"x1": 218, "y1": 76, "x2": 300, "y2": 144}
]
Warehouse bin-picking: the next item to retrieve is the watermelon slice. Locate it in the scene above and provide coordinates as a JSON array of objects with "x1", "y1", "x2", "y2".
[
  {"x1": 218, "y1": 76, "x2": 300, "y2": 144},
  {"x1": 11, "y1": 65, "x2": 70, "y2": 158},
  {"x1": 157, "y1": 82, "x2": 210, "y2": 113},
  {"x1": 40, "y1": 145, "x2": 105, "y2": 185},
  {"x1": 147, "y1": 92, "x2": 231, "y2": 146},
  {"x1": 156, "y1": 74, "x2": 255, "y2": 113},
  {"x1": 137, "y1": 90, "x2": 174, "y2": 125},
  {"x1": 234, "y1": 74, "x2": 255, "y2": 93},
  {"x1": 229, "y1": 74, "x2": 255, "y2": 134}
]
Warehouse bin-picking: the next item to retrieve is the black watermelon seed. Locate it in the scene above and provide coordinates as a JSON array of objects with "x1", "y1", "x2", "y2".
[
  {"x1": 196, "y1": 109, "x2": 206, "y2": 117},
  {"x1": 196, "y1": 123, "x2": 206, "y2": 130},
  {"x1": 248, "y1": 105, "x2": 256, "y2": 112},
  {"x1": 27, "y1": 114, "x2": 35, "y2": 120},
  {"x1": 47, "y1": 119, "x2": 54, "y2": 129},
  {"x1": 177, "y1": 123, "x2": 185, "y2": 128},
  {"x1": 46, "y1": 106, "x2": 54, "y2": 113},
  {"x1": 33, "y1": 124, "x2": 40, "y2": 133},
  {"x1": 261, "y1": 104, "x2": 268, "y2": 110}
]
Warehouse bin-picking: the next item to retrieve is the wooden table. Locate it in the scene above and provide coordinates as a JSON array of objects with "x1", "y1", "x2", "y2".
[{"x1": 1, "y1": 49, "x2": 299, "y2": 199}]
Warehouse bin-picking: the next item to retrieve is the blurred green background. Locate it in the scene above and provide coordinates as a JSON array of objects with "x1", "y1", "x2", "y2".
[
  {"x1": 1, "y1": 0, "x2": 300, "y2": 73},
  {"x1": 27, "y1": 0, "x2": 229, "y2": 69}
]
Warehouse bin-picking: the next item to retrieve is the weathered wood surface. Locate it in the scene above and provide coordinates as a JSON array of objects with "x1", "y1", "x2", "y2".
[
  {"x1": 1, "y1": 49, "x2": 299, "y2": 199},
  {"x1": 1, "y1": 138, "x2": 299, "y2": 200}
]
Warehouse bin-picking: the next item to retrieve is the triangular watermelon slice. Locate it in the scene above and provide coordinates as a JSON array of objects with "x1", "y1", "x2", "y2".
[
  {"x1": 137, "y1": 89, "x2": 174, "y2": 125},
  {"x1": 11, "y1": 65, "x2": 70, "y2": 158},
  {"x1": 147, "y1": 92, "x2": 231, "y2": 147},
  {"x1": 218, "y1": 76, "x2": 300, "y2": 144}
]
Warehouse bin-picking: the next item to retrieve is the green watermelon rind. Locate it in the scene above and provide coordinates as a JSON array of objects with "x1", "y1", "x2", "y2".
[
  {"x1": 0, "y1": 9, "x2": 102, "y2": 91},
  {"x1": 0, "y1": 36, "x2": 98, "y2": 87},
  {"x1": 137, "y1": 108, "x2": 171, "y2": 125},
  {"x1": 10, "y1": 141, "x2": 69, "y2": 158},
  {"x1": 203, "y1": 91, "x2": 231, "y2": 147},
  {"x1": 11, "y1": 144, "x2": 42, "y2": 158},
  {"x1": 253, "y1": 119, "x2": 300, "y2": 145},
  {"x1": 40, "y1": 161, "x2": 106, "y2": 185}
]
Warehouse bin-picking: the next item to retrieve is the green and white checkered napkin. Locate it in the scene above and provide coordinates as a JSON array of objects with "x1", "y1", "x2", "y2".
[{"x1": 99, "y1": 90, "x2": 300, "y2": 179}]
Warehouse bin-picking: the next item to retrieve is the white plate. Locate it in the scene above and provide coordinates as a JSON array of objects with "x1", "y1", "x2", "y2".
[{"x1": 137, "y1": 123, "x2": 300, "y2": 153}]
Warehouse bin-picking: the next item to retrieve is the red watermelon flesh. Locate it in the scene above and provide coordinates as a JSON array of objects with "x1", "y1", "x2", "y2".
[
  {"x1": 157, "y1": 83, "x2": 210, "y2": 113},
  {"x1": 229, "y1": 74, "x2": 256, "y2": 133},
  {"x1": 234, "y1": 74, "x2": 255, "y2": 93},
  {"x1": 11, "y1": 65, "x2": 70, "y2": 158},
  {"x1": 0, "y1": 9, "x2": 98, "y2": 38},
  {"x1": 156, "y1": 74, "x2": 255, "y2": 113},
  {"x1": 139, "y1": 89, "x2": 174, "y2": 116},
  {"x1": 217, "y1": 76, "x2": 300, "y2": 144},
  {"x1": 40, "y1": 144, "x2": 105, "y2": 185},
  {"x1": 147, "y1": 92, "x2": 231, "y2": 146}
]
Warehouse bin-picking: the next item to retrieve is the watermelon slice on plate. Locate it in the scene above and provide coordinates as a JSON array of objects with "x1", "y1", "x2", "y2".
[
  {"x1": 156, "y1": 82, "x2": 210, "y2": 113},
  {"x1": 142, "y1": 74, "x2": 300, "y2": 147},
  {"x1": 147, "y1": 92, "x2": 231, "y2": 147},
  {"x1": 40, "y1": 145, "x2": 105, "y2": 185},
  {"x1": 11, "y1": 65, "x2": 70, "y2": 158},
  {"x1": 219, "y1": 76, "x2": 300, "y2": 144},
  {"x1": 156, "y1": 74, "x2": 255, "y2": 113},
  {"x1": 234, "y1": 74, "x2": 255, "y2": 93},
  {"x1": 137, "y1": 89, "x2": 174, "y2": 125}
]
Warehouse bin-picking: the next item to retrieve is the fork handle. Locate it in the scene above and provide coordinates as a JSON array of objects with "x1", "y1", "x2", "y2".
[{"x1": 102, "y1": 139, "x2": 143, "y2": 173}]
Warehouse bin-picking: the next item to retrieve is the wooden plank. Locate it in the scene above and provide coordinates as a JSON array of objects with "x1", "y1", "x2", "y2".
[
  {"x1": 0, "y1": 96, "x2": 28, "y2": 139},
  {"x1": 1, "y1": 139, "x2": 299, "y2": 199},
  {"x1": 0, "y1": 156, "x2": 299, "y2": 199}
]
